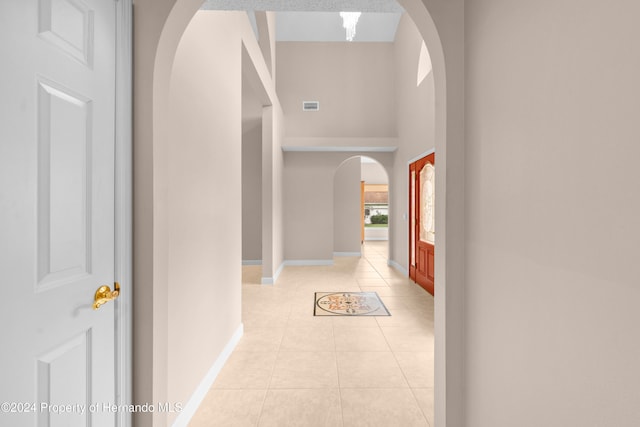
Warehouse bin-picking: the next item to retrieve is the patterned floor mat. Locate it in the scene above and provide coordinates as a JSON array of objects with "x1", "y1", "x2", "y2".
[{"x1": 314, "y1": 292, "x2": 391, "y2": 316}]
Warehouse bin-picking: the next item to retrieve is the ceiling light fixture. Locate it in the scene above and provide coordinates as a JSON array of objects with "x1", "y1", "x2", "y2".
[{"x1": 339, "y1": 11, "x2": 362, "y2": 42}]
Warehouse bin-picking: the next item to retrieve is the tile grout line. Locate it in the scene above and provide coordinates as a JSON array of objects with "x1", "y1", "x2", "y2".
[
  {"x1": 365, "y1": 244, "x2": 432, "y2": 427},
  {"x1": 332, "y1": 303, "x2": 346, "y2": 426},
  {"x1": 386, "y1": 334, "x2": 431, "y2": 426},
  {"x1": 254, "y1": 268, "x2": 292, "y2": 427},
  {"x1": 409, "y1": 387, "x2": 433, "y2": 427}
]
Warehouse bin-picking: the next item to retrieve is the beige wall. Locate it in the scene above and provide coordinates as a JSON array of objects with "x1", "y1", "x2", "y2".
[
  {"x1": 166, "y1": 12, "x2": 245, "y2": 424},
  {"x1": 277, "y1": 42, "x2": 396, "y2": 138},
  {"x1": 283, "y1": 152, "x2": 334, "y2": 261},
  {"x1": 284, "y1": 152, "x2": 393, "y2": 261},
  {"x1": 333, "y1": 157, "x2": 362, "y2": 254},
  {"x1": 464, "y1": 0, "x2": 640, "y2": 425},
  {"x1": 361, "y1": 160, "x2": 389, "y2": 184},
  {"x1": 389, "y1": 13, "x2": 436, "y2": 274},
  {"x1": 242, "y1": 74, "x2": 263, "y2": 262},
  {"x1": 242, "y1": 122, "x2": 262, "y2": 261}
]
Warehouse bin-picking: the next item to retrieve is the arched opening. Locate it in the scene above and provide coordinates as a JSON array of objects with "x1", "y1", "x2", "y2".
[
  {"x1": 333, "y1": 155, "x2": 391, "y2": 258},
  {"x1": 360, "y1": 156, "x2": 390, "y2": 249},
  {"x1": 133, "y1": 0, "x2": 463, "y2": 425}
]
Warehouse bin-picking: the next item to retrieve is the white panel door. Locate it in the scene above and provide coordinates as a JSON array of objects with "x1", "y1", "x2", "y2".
[{"x1": 0, "y1": 1, "x2": 117, "y2": 426}]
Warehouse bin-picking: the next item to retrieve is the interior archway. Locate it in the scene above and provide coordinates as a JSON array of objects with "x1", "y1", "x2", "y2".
[
  {"x1": 333, "y1": 155, "x2": 391, "y2": 257},
  {"x1": 133, "y1": 1, "x2": 463, "y2": 426}
]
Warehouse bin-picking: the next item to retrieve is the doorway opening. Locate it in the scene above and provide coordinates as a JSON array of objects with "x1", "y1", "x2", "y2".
[
  {"x1": 333, "y1": 156, "x2": 390, "y2": 261},
  {"x1": 361, "y1": 156, "x2": 390, "y2": 248},
  {"x1": 143, "y1": 0, "x2": 460, "y2": 425},
  {"x1": 241, "y1": 71, "x2": 264, "y2": 284}
]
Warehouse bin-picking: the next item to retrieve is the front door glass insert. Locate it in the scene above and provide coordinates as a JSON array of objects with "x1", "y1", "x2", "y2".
[{"x1": 420, "y1": 163, "x2": 435, "y2": 244}]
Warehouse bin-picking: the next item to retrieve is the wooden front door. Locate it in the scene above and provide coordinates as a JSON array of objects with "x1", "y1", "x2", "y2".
[{"x1": 409, "y1": 153, "x2": 435, "y2": 294}]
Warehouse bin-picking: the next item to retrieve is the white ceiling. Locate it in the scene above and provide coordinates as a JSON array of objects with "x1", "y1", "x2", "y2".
[
  {"x1": 276, "y1": 12, "x2": 401, "y2": 42},
  {"x1": 200, "y1": 0, "x2": 403, "y2": 13},
  {"x1": 201, "y1": 0, "x2": 404, "y2": 42}
]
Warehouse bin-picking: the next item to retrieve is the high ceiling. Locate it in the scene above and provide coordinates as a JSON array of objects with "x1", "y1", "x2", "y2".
[
  {"x1": 201, "y1": 0, "x2": 404, "y2": 42},
  {"x1": 275, "y1": 12, "x2": 401, "y2": 42},
  {"x1": 200, "y1": 0, "x2": 403, "y2": 12}
]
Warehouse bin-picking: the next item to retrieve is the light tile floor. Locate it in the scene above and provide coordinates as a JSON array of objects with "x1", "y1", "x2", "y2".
[{"x1": 190, "y1": 242, "x2": 434, "y2": 427}]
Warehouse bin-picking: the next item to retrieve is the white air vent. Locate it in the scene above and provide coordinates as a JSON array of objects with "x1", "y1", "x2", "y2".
[{"x1": 302, "y1": 101, "x2": 320, "y2": 111}]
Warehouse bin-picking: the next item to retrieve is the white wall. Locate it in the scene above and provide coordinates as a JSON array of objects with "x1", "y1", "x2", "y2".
[
  {"x1": 464, "y1": 0, "x2": 640, "y2": 425},
  {"x1": 334, "y1": 157, "x2": 362, "y2": 254}
]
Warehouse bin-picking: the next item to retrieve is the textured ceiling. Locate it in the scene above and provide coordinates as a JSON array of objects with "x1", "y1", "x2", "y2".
[
  {"x1": 201, "y1": 0, "x2": 404, "y2": 42},
  {"x1": 200, "y1": 0, "x2": 404, "y2": 12},
  {"x1": 275, "y1": 12, "x2": 401, "y2": 42}
]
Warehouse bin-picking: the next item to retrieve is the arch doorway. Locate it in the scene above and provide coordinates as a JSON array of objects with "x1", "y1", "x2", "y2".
[
  {"x1": 134, "y1": 0, "x2": 464, "y2": 426},
  {"x1": 333, "y1": 155, "x2": 391, "y2": 276}
]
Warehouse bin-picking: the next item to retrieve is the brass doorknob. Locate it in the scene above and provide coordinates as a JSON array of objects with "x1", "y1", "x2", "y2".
[{"x1": 93, "y1": 282, "x2": 120, "y2": 310}]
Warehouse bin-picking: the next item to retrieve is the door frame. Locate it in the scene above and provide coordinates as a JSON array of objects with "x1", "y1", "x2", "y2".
[
  {"x1": 114, "y1": 1, "x2": 133, "y2": 426},
  {"x1": 407, "y1": 149, "x2": 435, "y2": 170},
  {"x1": 360, "y1": 180, "x2": 365, "y2": 244}
]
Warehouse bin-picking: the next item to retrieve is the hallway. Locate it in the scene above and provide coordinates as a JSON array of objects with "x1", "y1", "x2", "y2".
[{"x1": 190, "y1": 242, "x2": 434, "y2": 426}]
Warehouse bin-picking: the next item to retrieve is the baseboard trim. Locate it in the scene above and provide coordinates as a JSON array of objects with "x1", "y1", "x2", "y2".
[
  {"x1": 388, "y1": 259, "x2": 409, "y2": 277},
  {"x1": 365, "y1": 237, "x2": 389, "y2": 241},
  {"x1": 261, "y1": 259, "x2": 335, "y2": 284},
  {"x1": 171, "y1": 323, "x2": 244, "y2": 427},
  {"x1": 333, "y1": 251, "x2": 361, "y2": 257},
  {"x1": 284, "y1": 259, "x2": 334, "y2": 266},
  {"x1": 261, "y1": 262, "x2": 285, "y2": 285},
  {"x1": 242, "y1": 260, "x2": 262, "y2": 266},
  {"x1": 274, "y1": 262, "x2": 285, "y2": 281}
]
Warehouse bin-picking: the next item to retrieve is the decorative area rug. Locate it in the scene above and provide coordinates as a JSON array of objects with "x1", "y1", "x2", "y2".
[{"x1": 314, "y1": 292, "x2": 391, "y2": 316}]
